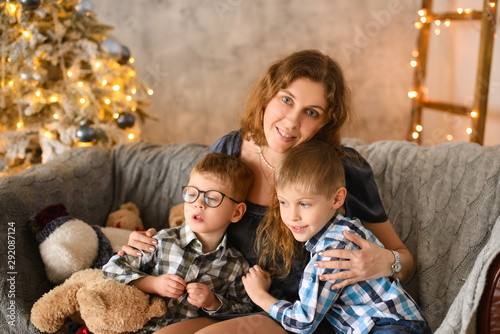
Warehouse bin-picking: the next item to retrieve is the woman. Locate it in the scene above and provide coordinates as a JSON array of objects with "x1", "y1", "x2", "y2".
[{"x1": 121, "y1": 50, "x2": 413, "y2": 334}]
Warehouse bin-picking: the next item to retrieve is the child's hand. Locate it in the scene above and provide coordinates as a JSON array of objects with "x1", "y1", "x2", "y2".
[
  {"x1": 242, "y1": 265, "x2": 271, "y2": 301},
  {"x1": 151, "y1": 274, "x2": 186, "y2": 298},
  {"x1": 186, "y1": 283, "x2": 220, "y2": 311}
]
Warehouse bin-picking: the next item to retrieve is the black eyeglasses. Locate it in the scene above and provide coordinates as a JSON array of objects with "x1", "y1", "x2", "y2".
[{"x1": 181, "y1": 186, "x2": 240, "y2": 208}]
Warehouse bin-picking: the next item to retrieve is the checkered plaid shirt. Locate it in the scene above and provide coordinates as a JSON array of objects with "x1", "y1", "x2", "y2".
[
  {"x1": 269, "y1": 214, "x2": 426, "y2": 334},
  {"x1": 103, "y1": 222, "x2": 252, "y2": 332}
]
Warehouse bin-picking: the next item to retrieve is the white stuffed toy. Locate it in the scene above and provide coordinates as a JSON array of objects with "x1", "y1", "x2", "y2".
[{"x1": 30, "y1": 203, "x2": 143, "y2": 284}]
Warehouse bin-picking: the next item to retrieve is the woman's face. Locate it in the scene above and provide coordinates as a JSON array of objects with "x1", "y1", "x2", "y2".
[{"x1": 263, "y1": 78, "x2": 328, "y2": 154}]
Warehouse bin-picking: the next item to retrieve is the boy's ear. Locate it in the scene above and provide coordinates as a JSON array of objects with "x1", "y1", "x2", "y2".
[
  {"x1": 332, "y1": 187, "x2": 347, "y2": 210},
  {"x1": 230, "y1": 202, "x2": 247, "y2": 223}
]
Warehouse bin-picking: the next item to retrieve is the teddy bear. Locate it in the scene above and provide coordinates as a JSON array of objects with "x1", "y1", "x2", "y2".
[
  {"x1": 168, "y1": 203, "x2": 185, "y2": 227},
  {"x1": 29, "y1": 202, "x2": 144, "y2": 284},
  {"x1": 30, "y1": 268, "x2": 167, "y2": 334}
]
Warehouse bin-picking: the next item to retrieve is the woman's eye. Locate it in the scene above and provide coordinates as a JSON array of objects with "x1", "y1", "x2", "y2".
[
  {"x1": 282, "y1": 96, "x2": 292, "y2": 104},
  {"x1": 306, "y1": 109, "x2": 319, "y2": 118}
]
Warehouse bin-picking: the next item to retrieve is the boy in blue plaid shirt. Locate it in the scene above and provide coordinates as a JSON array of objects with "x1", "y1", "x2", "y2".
[
  {"x1": 242, "y1": 141, "x2": 431, "y2": 334},
  {"x1": 103, "y1": 153, "x2": 254, "y2": 333}
]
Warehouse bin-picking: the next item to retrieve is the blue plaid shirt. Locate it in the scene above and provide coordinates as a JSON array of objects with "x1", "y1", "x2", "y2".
[{"x1": 269, "y1": 214, "x2": 426, "y2": 334}]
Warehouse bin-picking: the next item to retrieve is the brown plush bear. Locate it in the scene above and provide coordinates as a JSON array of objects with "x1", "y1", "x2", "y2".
[
  {"x1": 31, "y1": 268, "x2": 166, "y2": 334},
  {"x1": 106, "y1": 202, "x2": 144, "y2": 231},
  {"x1": 168, "y1": 203, "x2": 185, "y2": 228}
]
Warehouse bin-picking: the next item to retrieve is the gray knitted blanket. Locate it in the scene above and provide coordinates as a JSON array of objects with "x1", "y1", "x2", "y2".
[{"x1": 343, "y1": 139, "x2": 500, "y2": 332}]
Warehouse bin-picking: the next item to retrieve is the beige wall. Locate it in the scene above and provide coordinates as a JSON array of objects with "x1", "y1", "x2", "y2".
[{"x1": 93, "y1": 0, "x2": 499, "y2": 147}]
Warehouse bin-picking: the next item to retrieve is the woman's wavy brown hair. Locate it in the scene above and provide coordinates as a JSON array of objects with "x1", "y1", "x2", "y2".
[
  {"x1": 240, "y1": 49, "x2": 351, "y2": 149},
  {"x1": 255, "y1": 140, "x2": 346, "y2": 278}
]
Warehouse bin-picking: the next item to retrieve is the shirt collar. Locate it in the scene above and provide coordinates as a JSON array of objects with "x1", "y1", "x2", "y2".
[
  {"x1": 304, "y1": 213, "x2": 343, "y2": 253},
  {"x1": 179, "y1": 222, "x2": 228, "y2": 253}
]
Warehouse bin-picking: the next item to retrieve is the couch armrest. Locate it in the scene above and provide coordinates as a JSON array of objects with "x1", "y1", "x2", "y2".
[
  {"x1": 478, "y1": 252, "x2": 500, "y2": 333},
  {"x1": 0, "y1": 146, "x2": 114, "y2": 333}
]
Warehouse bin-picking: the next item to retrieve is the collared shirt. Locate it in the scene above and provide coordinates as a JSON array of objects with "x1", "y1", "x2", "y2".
[
  {"x1": 269, "y1": 214, "x2": 426, "y2": 334},
  {"x1": 103, "y1": 222, "x2": 252, "y2": 333}
]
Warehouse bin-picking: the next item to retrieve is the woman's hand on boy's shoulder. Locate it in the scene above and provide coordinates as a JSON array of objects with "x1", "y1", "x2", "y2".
[{"x1": 118, "y1": 228, "x2": 158, "y2": 257}]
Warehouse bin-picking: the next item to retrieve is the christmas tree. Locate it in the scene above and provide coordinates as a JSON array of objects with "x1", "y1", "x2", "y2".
[{"x1": 0, "y1": 0, "x2": 152, "y2": 174}]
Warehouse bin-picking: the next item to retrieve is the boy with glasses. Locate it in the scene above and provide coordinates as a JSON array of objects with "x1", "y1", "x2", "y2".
[{"x1": 103, "y1": 153, "x2": 254, "y2": 332}]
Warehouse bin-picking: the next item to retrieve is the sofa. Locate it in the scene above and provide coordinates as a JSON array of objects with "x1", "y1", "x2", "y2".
[{"x1": 0, "y1": 139, "x2": 499, "y2": 333}]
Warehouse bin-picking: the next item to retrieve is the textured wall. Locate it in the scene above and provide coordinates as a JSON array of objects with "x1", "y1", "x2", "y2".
[{"x1": 92, "y1": 0, "x2": 499, "y2": 146}]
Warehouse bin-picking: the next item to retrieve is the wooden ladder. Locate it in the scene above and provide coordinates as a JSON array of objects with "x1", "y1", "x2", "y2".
[{"x1": 409, "y1": 0, "x2": 498, "y2": 145}]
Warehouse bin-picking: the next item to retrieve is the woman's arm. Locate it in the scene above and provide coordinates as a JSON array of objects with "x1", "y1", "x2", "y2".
[
  {"x1": 314, "y1": 219, "x2": 413, "y2": 290},
  {"x1": 118, "y1": 228, "x2": 158, "y2": 257}
]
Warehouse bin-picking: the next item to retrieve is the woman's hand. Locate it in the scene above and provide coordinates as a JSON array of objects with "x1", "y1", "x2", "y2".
[
  {"x1": 315, "y1": 231, "x2": 394, "y2": 290},
  {"x1": 118, "y1": 228, "x2": 158, "y2": 257}
]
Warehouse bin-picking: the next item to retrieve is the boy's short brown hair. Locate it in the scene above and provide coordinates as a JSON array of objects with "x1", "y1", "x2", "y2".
[{"x1": 192, "y1": 153, "x2": 253, "y2": 202}]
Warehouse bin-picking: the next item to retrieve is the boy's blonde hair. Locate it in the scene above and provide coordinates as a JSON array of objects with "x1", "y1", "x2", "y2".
[
  {"x1": 256, "y1": 141, "x2": 346, "y2": 277},
  {"x1": 192, "y1": 153, "x2": 253, "y2": 203}
]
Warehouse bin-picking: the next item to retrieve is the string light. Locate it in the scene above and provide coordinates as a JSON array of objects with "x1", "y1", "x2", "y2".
[
  {"x1": 78, "y1": 81, "x2": 83, "y2": 87},
  {"x1": 113, "y1": 85, "x2": 120, "y2": 91},
  {"x1": 95, "y1": 62, "x2": 101, "y2": 68},
  {"x1": 412, "y1": 132, "x2": 419, "y2": 139},
  {"x1": 131, "y1": 88, "x2": 137, "y2": 94},
  {"x1": 420, "y1": 16, "x2": 427, "y2": 23},
  {"x1": 457, "y1": 8, "x2": 464, "y2": 14},
  {"x1": 491, "y1": 2, "x2": 496, "y2": 8},
  {"x1": 53, "y1": 113, "x2": 59, "y2": 119},
  {"x1": 418, "y1": 9, "x2": 426, "y2": 16},
  {"x1": 128, "y1": 133, "x2": 135, "y2": 140},
  {"x1": 67, "y1": 71, "x2": 73, "y2": 77},
  {"x1": 412, "y1": 50, "x2": 419, "y2": 57},
  {"x1": 415, "y1": 22, "x2": 423, "y2": 29},
  {"x1": 35, "y1": 90, "x2": 41, "y2": 97},
  {"x1": 49, "y1": 96, "x2": 58, "y2": 103},
  {"x1": 466, "y1": 127, "x2": 473, "y2": 135},
  {"x1": 416, "y1": 125, "x2": 423, "y2": 132},
  {"x1": 126, "y1": 95, "x2": 132, "y2": 101},
  {"x1": 444, "y1": 20, "x2": 451, "y2": 27},
  {"x1": 105, "y1": 98, "x2": 111, "y2": 105},
  {"x1": 434, "y1": 29, "x2": 441, "y2": 35},
  {"x1": 17, "y1": 122, "x2": 23, "y2": 128},
  {"x1": 464, "y1": 8, "x2": 472, "y2": 14},
  {"x1": 410, "y1": 60, "x2": 418, "y2": 67},
  {"x1": 446, "y1": 134, "x2": 453, "y2": 141},
  {"x1": 8, "y1": 81, "x2": 14, "y2": 87},
  {"x1": 129, "y1": 58, "x2": 135, "y2": 64},
  {"x1": 80, "y1": 98, "x2": 86, "y2": 104},
  {"x1": 147, "y1": 89, "x2": 154, "y2": 95},
  {"x1": 470, "y1": 110, "x2": 478, "y2": 118},
  {"x1": 408, "y1": 91, "x2": 418, "y2": 98},
  {"x1": 435, "y1": 20, "x2": 441, "y2": 26},
  {"x1": 44, "y1": 131, "x2": 56, "y2": 139},
  {"x1": 113, "y1": 113, "x2": 120, "y2": 119},
  {"x1": 102, "y1": 80, "x2": 107, "y2": 86},
  {"x1": 9, "y1": 4, "x2": 17, "y2": 13}
]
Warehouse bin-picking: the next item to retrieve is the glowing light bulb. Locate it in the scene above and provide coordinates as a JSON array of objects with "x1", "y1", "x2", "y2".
[
  {"x1": 126, "y1": 95, "x2": 132, "y2": 101},
  {"x1": 490, "y1": 3, "x2": 496, "y2": 8},
  {"x1": 444, "y1": 20, "x2": 451, "y2": 27},
  {"x1": 35, "y1": 91, "x2": 41, "y2": 97},
  {"x1": 128, "y1": 133, "x2": 135, "y2": 140},
  {"x1": 17, "y1": 122, "x2": 23, "y2": 128},
  {"x1": 78, "y1": 81, "x2": 83, "y2": 87},
  {"x1": 457, "y1": 8, "x2": 464, "y2": 14},
  {"x1": 67, "y1": 71, "x2": 73, "y2": 77},
  {"x1": 446, "y1": 135, "x2": 453, "y2": 141},
  {"x1": 9, "y1": 4, "x2": 16, "y2": 13},
  {"x1": 80, "y1": 98, "x2": 86, "y2": 104},
  {"x1": 418, "y1": 9, "x2": 426, "y2": 16},
  {"x1": 129, "y1": 57, "x2": 135, "y2": 64},
  {"x1": 420, "y1": 16, "x2": 427, "y2": 23},
  {"x1": 147, "y1": 89, "x2": 154, "y2": 96},
  {"x1": 50, "y1": 96, "x2": 58, "y2": 103},
  {"x1": 435, "y1": 20, "x2": 441, "y2": 26},
  {"x1": 416, "y1": 125, "x2": 423, "y2": 132},
  {"x1": 412, "y1": 50, "x2": 419, "y2": 57},
  {"x1": 53, "y1": 113, "x2": 59, "y2": 119},
  {"x1": 131, "y1": 88, "x2": 137, "y2": 94},
  {"x1": 22, "y1": 31, "x2": 30, "y2": 38},
  {"x1": 95, "y1": 62, "x2": 101, "y2": 68},
  {"x1": 415, "y1": 22, "x2": 423, "y2": 29},
  {"x1": 113, "y1": 113, "x2": 120, "y2": 119},
  {"x1": 102, "y1": 80, "x2": 107, "y2": 86},
  {"x1": 412, "y1": 132, "x2": 419, "y2": 139},
  {"x1": 410, "y1": 60, "x2": 417, "y2": 67},
  {"x1": 408, "y1": 91, "x2": 418, "y2": 98},
  {"x1": 113, "y1": 85, "x2": 120, "y2": 91},
  {"x1": 466, "y1": 128, "x2": 473, "y2": 134},
  {"x1": 464, "y1": 8, "x2": 472, "y2": 14},
  {"x1": 8, "y1": 81, "x2": 14, "y2": 87},
  {"x1": 105, "y1": 98, "x2": 111, "y2": 105},
  {"x1": 470, "y1": 111, "x2": 478, "y2": 118},
  {"x1": 434, "y1": 28, "x2": 441, "y2": 35}
]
